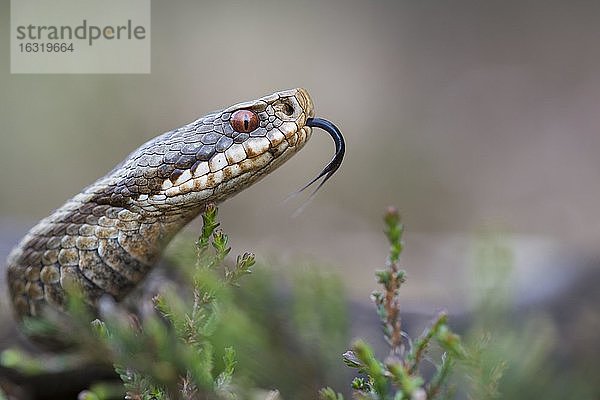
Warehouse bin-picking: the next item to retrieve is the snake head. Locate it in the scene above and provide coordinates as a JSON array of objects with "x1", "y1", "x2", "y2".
[{"x1": 106, "y1": 88, "x2": 315, "y2": 213}]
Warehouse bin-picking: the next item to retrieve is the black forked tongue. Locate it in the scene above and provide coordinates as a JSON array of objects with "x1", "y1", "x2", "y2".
[{"x1": 298, "y1": 117, "x2": 346, "y2": 195}]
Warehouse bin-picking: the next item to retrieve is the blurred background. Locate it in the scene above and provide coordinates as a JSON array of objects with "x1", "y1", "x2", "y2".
[{"x1": 1, "y1": 0, "x2": 599, "y2": 398}]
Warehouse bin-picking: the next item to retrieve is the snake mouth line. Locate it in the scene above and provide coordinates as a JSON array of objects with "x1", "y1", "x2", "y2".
[{"x1": 299, "y1": 117, "x2": 346, "y2": 194}]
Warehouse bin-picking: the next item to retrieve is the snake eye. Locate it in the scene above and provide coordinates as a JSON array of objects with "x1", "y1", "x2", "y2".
[{"x1": 230, "y1": 110, "x2": 259, "y2": 133}]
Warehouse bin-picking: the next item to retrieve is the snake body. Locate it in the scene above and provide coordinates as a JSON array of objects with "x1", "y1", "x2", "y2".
[{"x1": 6, "y1": 88, "x2": 320, "y2": 322}]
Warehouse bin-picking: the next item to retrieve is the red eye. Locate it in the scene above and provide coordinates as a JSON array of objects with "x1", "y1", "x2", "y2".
[{"x1": 230, "y1": 110, "x2": 259, "y2": 133}]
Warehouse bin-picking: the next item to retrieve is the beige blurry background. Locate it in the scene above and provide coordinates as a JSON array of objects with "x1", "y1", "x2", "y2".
[{"x1": 1, "y1": 0, "x2": 599, "y2": 314}]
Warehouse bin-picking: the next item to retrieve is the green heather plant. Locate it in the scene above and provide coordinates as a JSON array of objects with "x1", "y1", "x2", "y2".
[
  {"x1": 319, "y1": 207, "x2": 471, "y2": 400},
  {"x1": 89, "y1": 203, "x2": 254, "y2": 399}
]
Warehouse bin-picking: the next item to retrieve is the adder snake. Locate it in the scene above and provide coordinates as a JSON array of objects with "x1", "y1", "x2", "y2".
[{"x1": 6, "y1": 88, "x2": 345, "y2": 327}]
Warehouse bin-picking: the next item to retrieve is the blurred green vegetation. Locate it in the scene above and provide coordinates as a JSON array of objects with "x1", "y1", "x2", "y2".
[
  {"x1": 460, "y1": 233, "x2": 599, "y2": 399},
  {"x1": 164, "y1": 211, "x2": 350, "y2": 398}
]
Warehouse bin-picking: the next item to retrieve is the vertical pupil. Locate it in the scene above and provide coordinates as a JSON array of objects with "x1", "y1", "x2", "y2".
[{"x1": 231, "y1": 109, "x2": 258, "y2": 133}]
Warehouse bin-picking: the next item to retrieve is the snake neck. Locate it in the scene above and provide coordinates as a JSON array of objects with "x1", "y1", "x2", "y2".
[{"x1": 7, "y1": 177, "x2": 203, "y2": 319}]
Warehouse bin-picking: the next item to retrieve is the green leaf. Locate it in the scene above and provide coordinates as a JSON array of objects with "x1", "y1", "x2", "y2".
[
  {"x1": 319, "y1": 387, "x2": 345, "y2": 400},
  {"x1": 352, "y1": 340, "x2": 388, "y2": 396}
]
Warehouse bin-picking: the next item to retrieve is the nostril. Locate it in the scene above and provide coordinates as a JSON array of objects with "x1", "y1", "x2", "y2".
[{"x1": 283, "y1": 101, "x2": 294, "y2": 116}]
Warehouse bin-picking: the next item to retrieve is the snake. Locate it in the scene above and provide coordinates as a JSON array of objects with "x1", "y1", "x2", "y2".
[{"x1": 6, "y1": 88, "x2": 345, "y2": 330}]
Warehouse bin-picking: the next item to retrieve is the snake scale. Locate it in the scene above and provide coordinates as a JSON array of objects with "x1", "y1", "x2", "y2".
[{"x1": 6, "y1": 88, "x2": 345, "y2": 331}]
